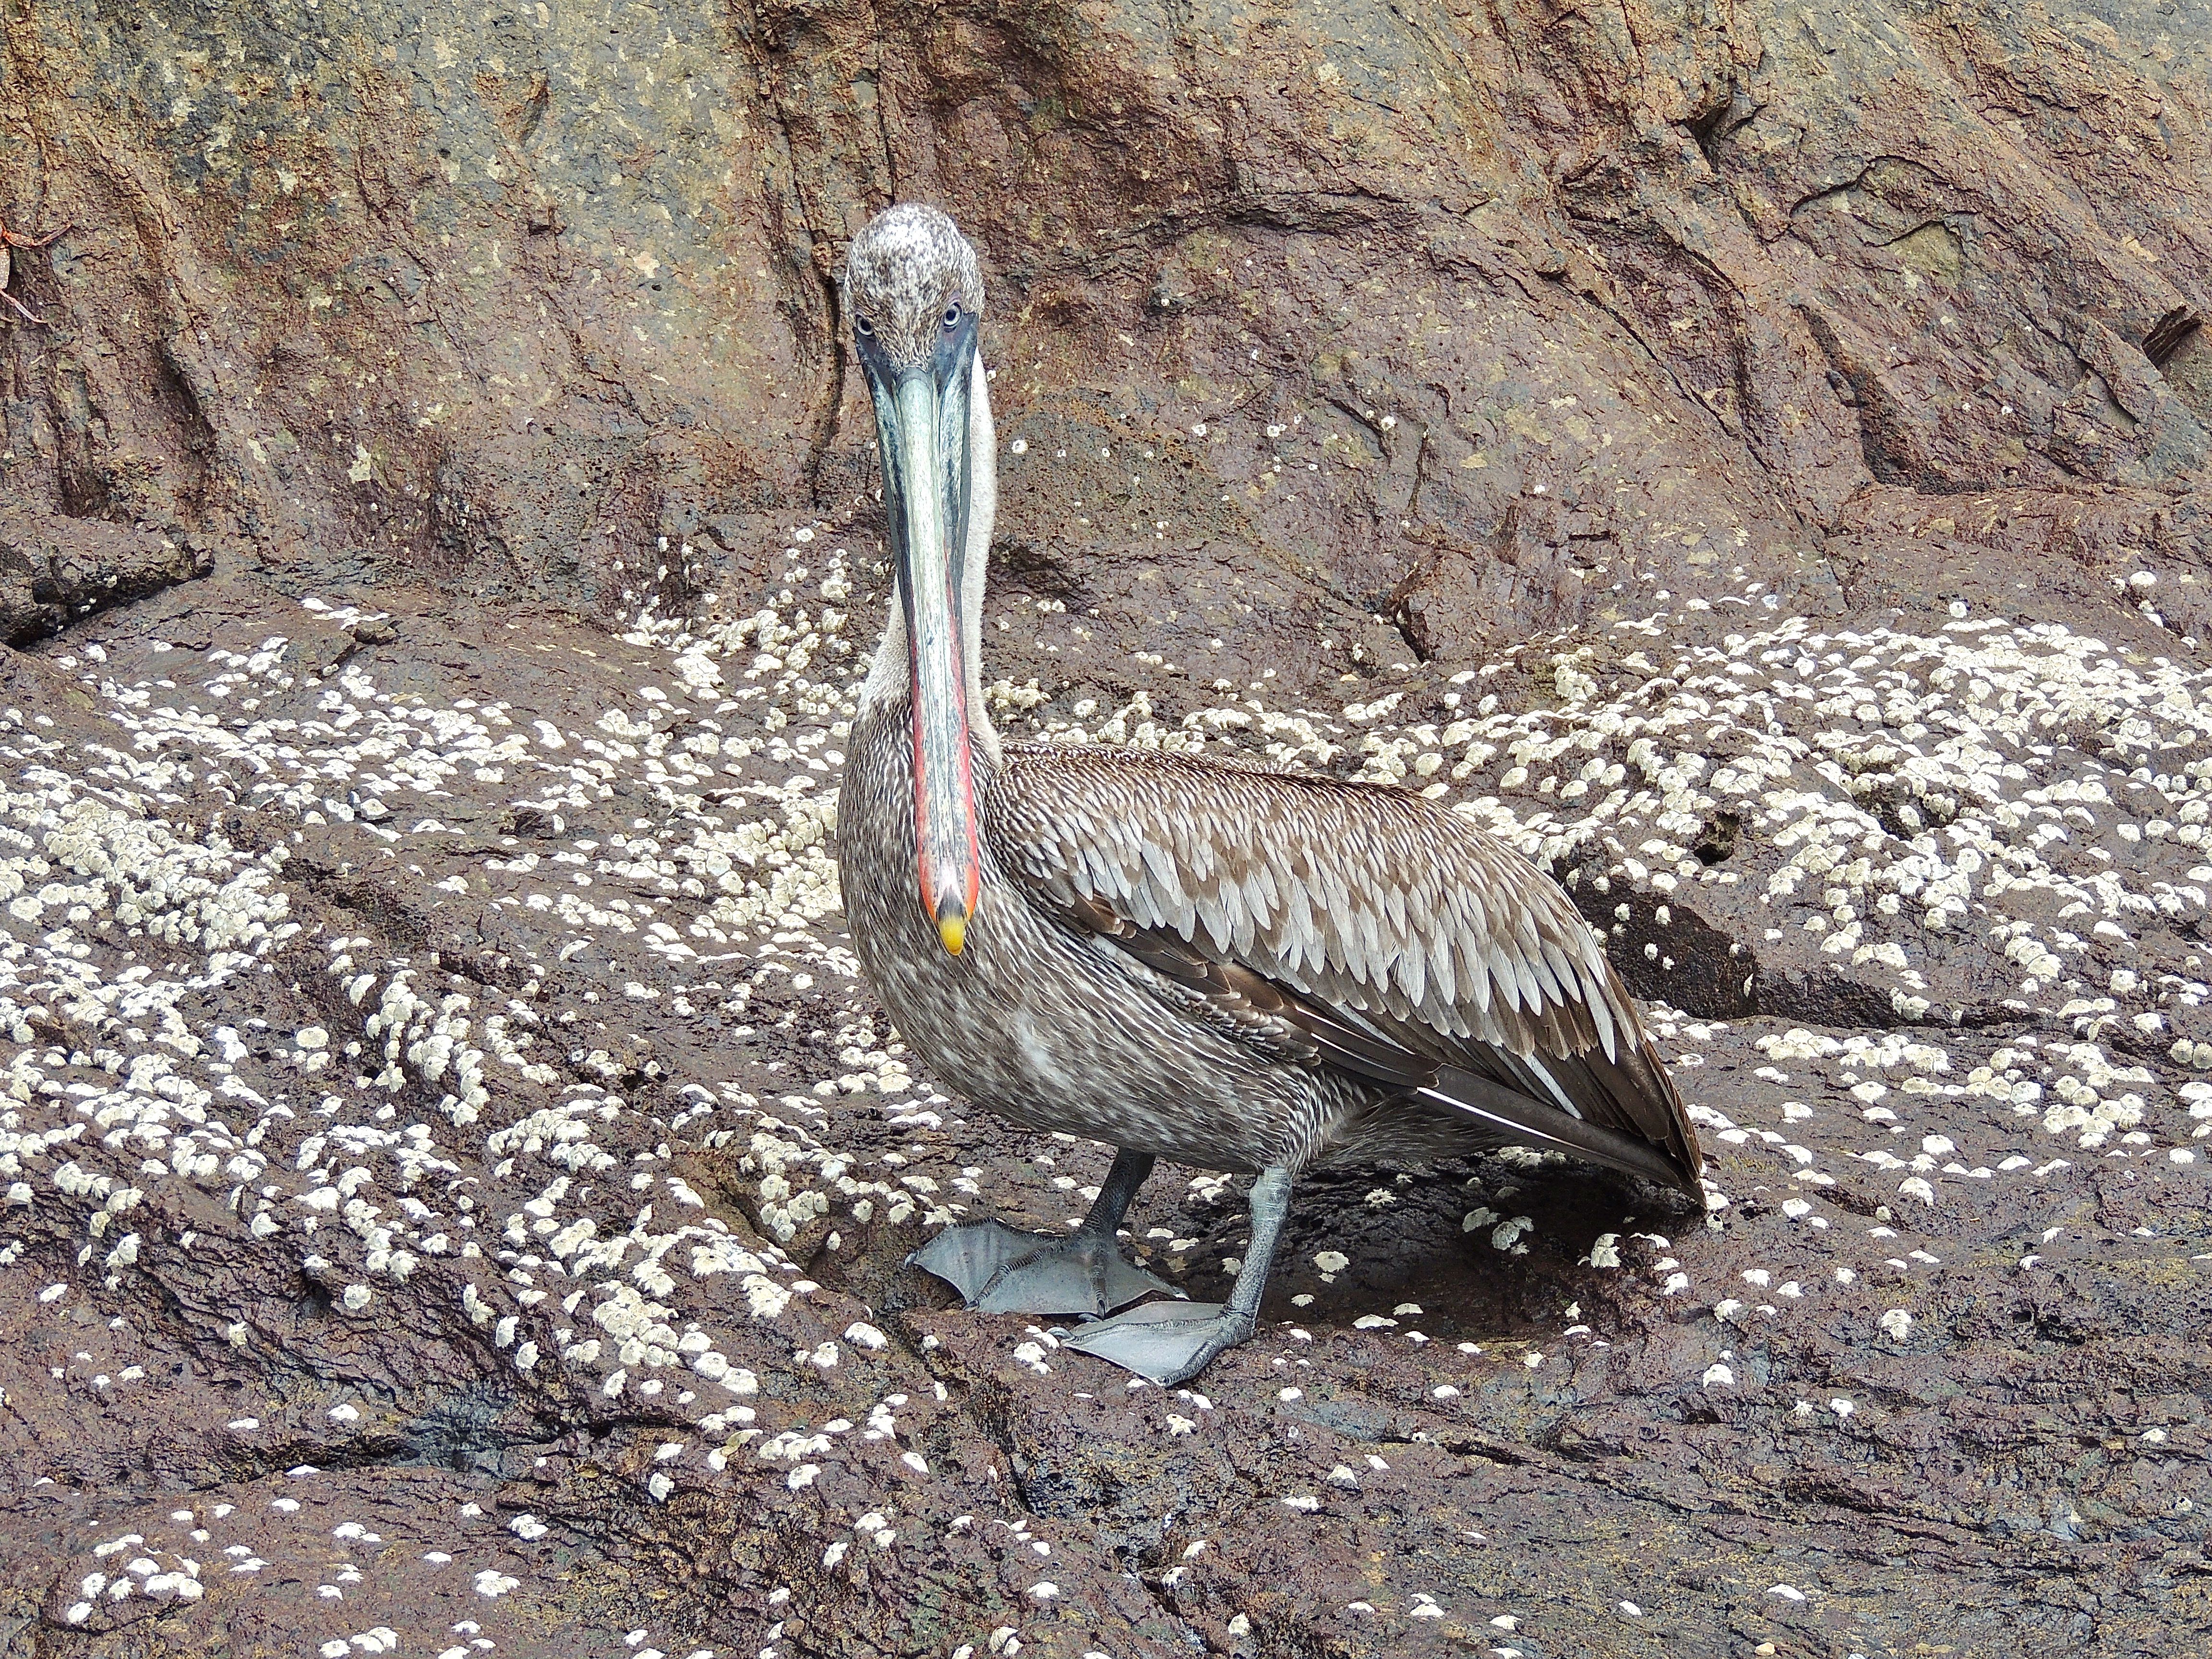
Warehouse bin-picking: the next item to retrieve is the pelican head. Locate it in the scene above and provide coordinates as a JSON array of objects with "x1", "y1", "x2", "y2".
[{"x1": 845, "y1": 204, "x2": 997, "y2": 957}]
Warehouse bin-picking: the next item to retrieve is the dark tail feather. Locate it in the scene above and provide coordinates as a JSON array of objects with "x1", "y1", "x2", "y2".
[
  {"x1": 1423, "y1": 1054, "x2": 1701, "y2": 1191},
  {"x1": 1554, "y1": 1034, "x2": 1703, "y2": 1186}
]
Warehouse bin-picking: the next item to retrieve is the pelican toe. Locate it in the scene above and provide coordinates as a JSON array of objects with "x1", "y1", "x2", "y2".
[
  {"x1": 1058, "y1": 1299, "x2": 1253, "y2": 1386},
  {"x1": 911, "y1": 1221, "x2": 1177, "y2": 1317}
]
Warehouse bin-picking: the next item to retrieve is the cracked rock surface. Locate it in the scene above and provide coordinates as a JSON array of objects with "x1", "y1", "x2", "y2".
[
  {"x1": 0, "y1": 509, "x2": 216, "y2": 647},
  {"x1": 3, "y1": 0, "x2": 2212, "y2": 1654},
  {"x1": 2, "y1": 539, "x2": 2208, "y2": 1658}
]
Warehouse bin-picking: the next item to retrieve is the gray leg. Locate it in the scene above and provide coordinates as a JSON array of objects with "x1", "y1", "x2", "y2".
[
  {"x1": 1060, "y1": 1165, "x2": 1292, "y2": 1386},
  {"x1": 1087, "y1": 1145, "x2": 1155, "y2": 1231},
  {"x1": 909, "y1": 1148, "x2": 1179, "y2": 1317}
]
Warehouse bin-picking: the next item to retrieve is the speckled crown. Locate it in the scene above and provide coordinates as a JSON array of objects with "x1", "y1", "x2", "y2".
[{"x1": 842, "y1": 204, "x2": 985, "y2": 366}]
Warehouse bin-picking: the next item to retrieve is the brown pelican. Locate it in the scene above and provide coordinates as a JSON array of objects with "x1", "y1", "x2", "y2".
[{"x1": 835, "y1": 203, "x2": 1701, "y2": 1385}]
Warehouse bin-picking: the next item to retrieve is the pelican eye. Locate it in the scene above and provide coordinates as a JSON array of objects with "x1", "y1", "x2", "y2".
[
  {"x1": 942, "y1": 301, "x2": 962, "y2": 330},
  {"x1": 856, "y1": 316, "x2": 875, "y2": 337}
]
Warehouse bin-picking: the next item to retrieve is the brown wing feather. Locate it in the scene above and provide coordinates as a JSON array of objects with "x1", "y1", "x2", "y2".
[
  {"x1": 1048, "y1": 889, "x2": 1435, "y2": 1090},
  {"x1": 987, "y1": 743, "x2": 1702, "y2": 1189}
]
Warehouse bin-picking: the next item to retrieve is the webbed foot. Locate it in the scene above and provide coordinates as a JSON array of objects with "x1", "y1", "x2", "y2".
[
  {"x1": 1057, "y1": 1299, "x2": 1254, "y2": 1386},
  {"x1": 910, "y1": 1220, "x2": 1179, "y2": 1317}
]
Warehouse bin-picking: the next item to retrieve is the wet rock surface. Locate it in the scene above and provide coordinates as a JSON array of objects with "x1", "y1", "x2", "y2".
[
  {"x1": 2, "y1": 0, "x2": 2212, "y2": 1654},
  {"x1": 0, "y1": 508, "x2": 216, "y2": 646},
  {"x1": 3, "y1": 543, "x2": 2210, "y2": 1658}
]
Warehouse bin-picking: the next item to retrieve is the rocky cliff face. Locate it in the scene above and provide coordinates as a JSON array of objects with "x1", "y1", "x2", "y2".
[
  {"x1": 1, "y1": 2, "x2": 2208, "y2": 1656},
  {"x1": 10, "y1": 0, "x2": 2207, "y2": 654}
]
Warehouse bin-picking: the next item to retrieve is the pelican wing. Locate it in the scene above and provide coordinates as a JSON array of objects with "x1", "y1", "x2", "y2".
[{"x1": 986, "y1": 743, "x2": 1700, "y2": 1189}]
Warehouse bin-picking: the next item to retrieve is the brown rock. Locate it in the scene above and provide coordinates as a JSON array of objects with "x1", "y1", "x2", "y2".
[
  {"x1": 0, "y1": 507, "x2": 214, "y2": 644},
  {"x1": 2, "y1": 0, "x2": 2211, "y2": 1654}
]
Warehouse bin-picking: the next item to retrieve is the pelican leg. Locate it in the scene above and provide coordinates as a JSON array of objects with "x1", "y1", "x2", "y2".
[
  {"x1": 1060, "y1": 1165, "x2": 1292, "y2": 1386},
  {"x1": 909, "y1": 1148, "x2": 1179, "y2": 1317}
]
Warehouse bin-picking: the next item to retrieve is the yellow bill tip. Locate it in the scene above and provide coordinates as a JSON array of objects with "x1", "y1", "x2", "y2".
[{"x1": 937, "y1": 913, "x2": 967, "y2": 955}]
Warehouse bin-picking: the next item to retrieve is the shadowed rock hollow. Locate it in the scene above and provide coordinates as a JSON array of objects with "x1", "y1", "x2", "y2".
[{"x1": 1, "y1": 1, "x2": 2209, "y2": 1655}]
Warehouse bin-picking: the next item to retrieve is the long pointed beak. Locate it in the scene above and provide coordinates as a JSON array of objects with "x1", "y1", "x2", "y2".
[{"x1": 872, "y1": 353, "x2": 981, "y2": 955}]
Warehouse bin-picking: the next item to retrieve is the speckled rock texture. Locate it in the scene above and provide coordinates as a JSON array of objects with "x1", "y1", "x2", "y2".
[{"x1": 2, "y1": 1, "x2": 2211, "y2": 1656}]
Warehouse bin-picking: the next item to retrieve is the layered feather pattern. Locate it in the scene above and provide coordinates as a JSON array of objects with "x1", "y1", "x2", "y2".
[{"x1": 986, "y1": 742, "x2": 1701, "y2": 1188}]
